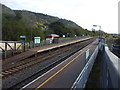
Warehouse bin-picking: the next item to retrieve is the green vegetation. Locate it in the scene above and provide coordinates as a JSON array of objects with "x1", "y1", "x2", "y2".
[
  {"x1": 106, "y1": 39, "x2": 114, "y2": 50},
  {"x1": 114, "y1": 38, "x2": 120, "y2": 45},
  {"x1": 2, "y1": 4, "x2": 109, "y2": 41},
  {"x1": 2, "y1": 13, "x2": 45, "y2": 41},
  {"x1": 106, "y1": 34, "x2": 120, "y2": 50},
  {"x1": 48, "y1": 21, "x2": 83, "y2": 37}
]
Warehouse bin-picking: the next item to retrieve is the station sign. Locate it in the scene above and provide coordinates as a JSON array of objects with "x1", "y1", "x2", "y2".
[{"x1": 34, "y1": 37, "x2": 40, "y2": 44}]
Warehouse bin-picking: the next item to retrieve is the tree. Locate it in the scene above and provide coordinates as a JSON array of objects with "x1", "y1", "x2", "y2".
[{"x1": 49, "y1": 22, "x2": 66, "y2": 37}]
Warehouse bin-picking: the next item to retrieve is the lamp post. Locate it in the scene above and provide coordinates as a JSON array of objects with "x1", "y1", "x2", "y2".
[{"x1": 93, "y1": 25, "x2": 101, "y2": 38}]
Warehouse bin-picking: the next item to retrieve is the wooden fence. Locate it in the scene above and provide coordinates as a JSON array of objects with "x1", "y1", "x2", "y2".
[{"x1": 0, "y1": 41, "x2": 30, "y2": 59}]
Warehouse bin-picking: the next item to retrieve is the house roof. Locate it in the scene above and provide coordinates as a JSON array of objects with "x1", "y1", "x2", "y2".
[{"x1": 46, "y1": 34, "x2": 59, "y2": 38}]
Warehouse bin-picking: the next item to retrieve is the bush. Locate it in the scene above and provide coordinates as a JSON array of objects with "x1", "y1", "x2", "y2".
[{"x1": 114, "y1": 38, "x2": 120, "y2": 45}]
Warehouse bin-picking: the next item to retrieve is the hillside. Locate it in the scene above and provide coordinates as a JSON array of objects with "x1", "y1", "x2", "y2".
[{"x1": 2, "y1": 4, "x2": 93, "y2": 41}]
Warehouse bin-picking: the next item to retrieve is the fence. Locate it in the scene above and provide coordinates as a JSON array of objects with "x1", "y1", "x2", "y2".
[{"x1": 0, "y1": 41, "x2": 23, "y2": 59}]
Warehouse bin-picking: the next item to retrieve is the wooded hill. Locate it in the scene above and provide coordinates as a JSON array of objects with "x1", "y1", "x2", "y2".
[{"x1": 2, "y1": 4, "x2": 107, "y2": 41}]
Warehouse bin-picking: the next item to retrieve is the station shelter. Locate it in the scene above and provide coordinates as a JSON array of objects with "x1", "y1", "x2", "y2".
[{"x1": 45, "y1": 34, "x2": 60, "y2": 44}]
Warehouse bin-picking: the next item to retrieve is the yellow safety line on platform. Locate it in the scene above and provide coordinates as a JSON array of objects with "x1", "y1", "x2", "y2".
[{"x1": 35, "y1": 41, "x2": 97, "y2": 89}]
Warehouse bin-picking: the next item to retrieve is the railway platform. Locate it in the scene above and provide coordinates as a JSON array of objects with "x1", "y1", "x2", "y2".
[{"x1": 2, "y1": 37, "x2": 92, "y2": 67}]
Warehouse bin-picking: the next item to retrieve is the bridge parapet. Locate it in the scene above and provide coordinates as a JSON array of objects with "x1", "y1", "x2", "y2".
[
  {"x1": 72, "y1": 40, "x2": 100, "y2": 89},
  {"x1": 72, "y1": 39, "x2": 120, "y2": 89},
  {"x1": 101, "y1": 45, "x2": 120, "y2": 88}
]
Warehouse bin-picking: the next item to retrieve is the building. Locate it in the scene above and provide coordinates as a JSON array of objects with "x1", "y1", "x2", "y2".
[{"x1": 45, "y1": 34, "x2": 60, "y2": 44}]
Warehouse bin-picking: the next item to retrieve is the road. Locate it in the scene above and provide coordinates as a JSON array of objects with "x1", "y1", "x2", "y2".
[{"x1": 21, "y1": 40, "x2": 98, "y2": 89}]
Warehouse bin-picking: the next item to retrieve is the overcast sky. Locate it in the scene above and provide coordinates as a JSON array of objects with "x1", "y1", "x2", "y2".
[{"x1": 1, "y1": 0, "x2": 119, "y2": 34}]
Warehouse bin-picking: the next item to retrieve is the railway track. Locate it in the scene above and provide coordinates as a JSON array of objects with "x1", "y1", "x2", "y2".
[
  {"x1": 2, "y1": 38, "x2": 95, "y2": 88},
  {"x1": 1, "y1": 46, "x2": 71, "y2": 78}
]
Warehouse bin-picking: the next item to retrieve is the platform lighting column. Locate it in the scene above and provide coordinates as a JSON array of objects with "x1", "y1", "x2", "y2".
[{"x1": 93, "y1": 25, "x2": 101, "y2": 38}]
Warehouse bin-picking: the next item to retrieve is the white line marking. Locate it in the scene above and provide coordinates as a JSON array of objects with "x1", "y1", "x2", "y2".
[
  {"x1": 21, "y1": 40, "x2": 94, "y2": 89},
  {"x1": 20, "y1": 47, "x2": 83, "y2": 89},
  {"x1": 71, "y1": 46, "x2": 98, "y2": 89}
]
